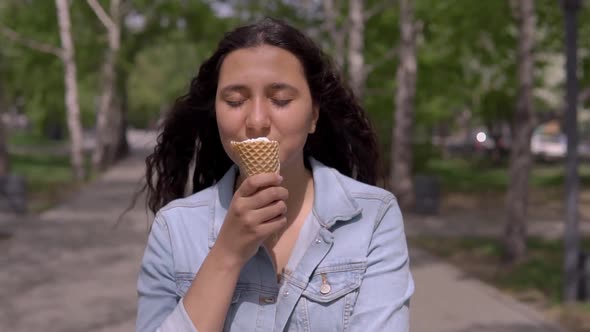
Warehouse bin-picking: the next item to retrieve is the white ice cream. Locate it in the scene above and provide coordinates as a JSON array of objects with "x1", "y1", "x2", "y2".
[{"x1": 233, "y1": 137, "x2": 273, "y2": 143}]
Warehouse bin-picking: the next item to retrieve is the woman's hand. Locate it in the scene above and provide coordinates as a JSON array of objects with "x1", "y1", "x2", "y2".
[{"x1": 214, "y1": 172, "x2": 288, "y2": 267}]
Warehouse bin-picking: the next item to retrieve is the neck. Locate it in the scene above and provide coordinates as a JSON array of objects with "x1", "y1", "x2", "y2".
[{"x1": 281, "y1": 162, "x2": 313, "y2": 222}]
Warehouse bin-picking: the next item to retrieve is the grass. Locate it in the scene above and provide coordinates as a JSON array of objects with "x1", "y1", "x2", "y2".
[
  {"x1": 8, "y1": 152, "x2": 82, "y2": 212},
  {"x1": 8, "y1": 131, "x2": 64, "y2": 147},
  {"x1": 4, "y1": 131, "x2": 94, "y2": 212},
  {"x1": 410, "y1": 236, "x2": 590, "y2": 332},
  {"x1": 423, "y1": 158, "x2": 590, "y2": 193}
]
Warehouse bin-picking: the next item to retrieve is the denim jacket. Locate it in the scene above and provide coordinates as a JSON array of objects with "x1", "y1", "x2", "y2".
[{"x1": 137, "y1": 158, "x2": 414, "y2": 332}]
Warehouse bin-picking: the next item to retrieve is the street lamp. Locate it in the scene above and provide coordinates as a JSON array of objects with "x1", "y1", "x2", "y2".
[{"x1": 561, "y1": 0, "x2": 582, "y2": 303}]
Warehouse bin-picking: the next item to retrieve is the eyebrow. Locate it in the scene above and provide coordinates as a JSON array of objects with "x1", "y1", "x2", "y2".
[
  {"x1": 219, "y1": 84, "x2": 249, "y2": 96},
  {"x1": 218, "y1": 83, "x2": 299, "y2": 96},
  {"x1": 268, "y1": 83, "x2": 299, "y2": 94}
]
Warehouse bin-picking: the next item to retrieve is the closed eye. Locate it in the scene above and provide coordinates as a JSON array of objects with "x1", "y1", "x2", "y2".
[
  {"x1": 226, "y1": 100, "x2": 245, "y2": 108},
  {"x1": 272, "y1": 99, "x2": 292, "y2": 107}
]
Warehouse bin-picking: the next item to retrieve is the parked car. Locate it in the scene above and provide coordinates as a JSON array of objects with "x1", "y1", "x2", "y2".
[{"x1": 530, "y1": 130, "x2": 567, "y2": 161}]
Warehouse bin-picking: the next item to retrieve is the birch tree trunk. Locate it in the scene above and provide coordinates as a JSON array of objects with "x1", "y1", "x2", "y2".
[
  {"x1": 391, "y1": 0, "x2": 417, "y2": 210},
  {"x1": 322, "y1": 0, "x2": 346, "y2": 69},
  {"x1": 347, "y1": 0, "x2": 366, "y2": 101},
  {"x1": 0, "y1": 78, "x2": 8, "y2": 177},
  {"x1": 504, "y1": 0, "x2": 536, "y2": 263},
  {"x1": 89, "y1": 0, "x2": 124, "y2": 171},
  {"x1": 56, "y1": 0, "x2": 85, "y2": 181}
]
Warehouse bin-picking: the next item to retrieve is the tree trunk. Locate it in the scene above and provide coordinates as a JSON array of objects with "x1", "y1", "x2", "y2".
[
  {"x1": 0, "y1": 79, "x2": 8, "y2": 177},
  {"x1": 504, "y1": 0, "x2": 536, "y2": 263},
  {"x1": 92, "y1": 0, "x2": 123, "y2": 171},
  {"x1": 391, "y1": 0, "x2": 417, "y2": 210},
  {"x1": 114, "y1": 67, "x2": 129, "y2": 160},
  {"x1": 322, "y1": 0, "x2": 346, "y2": 69},
  {"x1": 92, "y1": 49, "x2": 118, "y2": 170},
  {"x1": 55, "y1": 0, "x2": 85, "y2": 181},
  {"x1": 562, "y1": 0, "x2": 582, "y2": 303},
  {"x1": 347, "y1": 0, "x2": 366, "y2": 102}
]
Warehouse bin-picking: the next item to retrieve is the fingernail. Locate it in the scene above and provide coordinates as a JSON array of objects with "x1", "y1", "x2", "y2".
[{"x1": 278, "y1": 175, "x2": 283, "y2": 182}]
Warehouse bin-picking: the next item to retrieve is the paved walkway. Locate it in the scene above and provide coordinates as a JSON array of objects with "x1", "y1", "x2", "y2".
[
  {"x1": 0, "y1": 132, "x2": 569, "y2": 331},
  {"x1": 409, "y1": 248, "x2": 565, "y2": 332},
  {"x1": 0, "y1": 132, "x2": 154, "y2": 332}
]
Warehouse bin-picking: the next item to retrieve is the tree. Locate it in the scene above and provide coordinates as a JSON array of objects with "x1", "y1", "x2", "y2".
[
  {"x1": 86, "y1": 0, "x2": 127, "y2": 171},
  {"x1": 504, "y1": 0, "x2": 537, "y2": 263},
  {"x1": 1, "y1": 0, "x2": 86, "y2": 180},
  {"x1": 562, "y1": 0, "x2": 582, "y2": 304},
  {"x1": 123, "y1": 1, "x2": 231, "y2": 128},
  {"x1": 322, "y1": 0, "x2": 346, "y2": 68},
  {"x1": 391, "y1": 0, "x2": 417, "y2": 210},
  {"x1": 0, "y1": 75, "x2": 8, "y2": 177},
  {"x1": 347, "y1": 0, "x2": 366, "y2": 101},
  {"x1": 55, "y1": 0, "x2": 85, "y2": 181}
]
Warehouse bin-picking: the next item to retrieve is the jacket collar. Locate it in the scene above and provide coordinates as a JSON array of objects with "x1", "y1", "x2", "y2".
[{"x1": 208, "y1": 158, "x2": 362, "y2": 248}]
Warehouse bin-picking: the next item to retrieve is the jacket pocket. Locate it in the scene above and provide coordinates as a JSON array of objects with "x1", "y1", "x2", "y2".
[
  {"x1": 302, "y1": 259, "x2": 367, "y2": 302},
  {"x1": 296, "y1": 259, "x2": 367, "y2": 331}
]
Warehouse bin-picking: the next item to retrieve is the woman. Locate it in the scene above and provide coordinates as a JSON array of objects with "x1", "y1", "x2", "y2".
[{"x1": 136, "y1": 18, "x2": 414, "y2": 332}]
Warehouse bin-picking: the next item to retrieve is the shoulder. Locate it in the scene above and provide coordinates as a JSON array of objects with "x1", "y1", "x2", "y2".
[
  {"x1": 321, "y1": 165, "x2": 396, "y2": 219},
  {"x1": 154, "y1": 185, "x2": 215, "y2": 226},
  {"x1": 334, "y1": 172, "x2": 400, "y2": 228},
  {"x1": 336, "y1": 172, "x2": 395, "y2": 204}
]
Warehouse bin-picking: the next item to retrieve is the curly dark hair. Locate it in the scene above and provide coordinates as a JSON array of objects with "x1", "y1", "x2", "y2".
[{"x1": 143, "y1": 17, "x2": 381, "y2": 214}]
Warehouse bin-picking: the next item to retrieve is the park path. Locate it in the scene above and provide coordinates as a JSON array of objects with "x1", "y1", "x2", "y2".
[
  {"x1": 0, "y1": 130, "x2": 569, "y2": 331},
  {"x1": 0, "y1": 131, "x2": 154, "y2": 332}
]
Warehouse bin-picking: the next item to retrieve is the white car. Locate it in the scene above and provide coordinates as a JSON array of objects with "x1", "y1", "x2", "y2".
[{"x1": 530, "y1": 131, "x2": 567, "y2": 159}]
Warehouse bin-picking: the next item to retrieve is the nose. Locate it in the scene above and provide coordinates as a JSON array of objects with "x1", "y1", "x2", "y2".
[{"x1": 245, "y1": 98, "x2": 271, "y2": 138}]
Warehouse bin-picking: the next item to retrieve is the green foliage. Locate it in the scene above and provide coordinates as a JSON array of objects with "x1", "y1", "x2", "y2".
[
  {"x1": 128, "y1": 42, "x2": 201, "y2": 127},
  {"x1": 8, "y1": 131, "x2": 64, "y2": 146},
  {"x1": 412, "y1": 235, "x2": 590, "y2": 307},
  {"x1": 9, "y1": 151, "x2": 75, "y2": 211},
  {"x1": 425, "y1": 158, "x2": 590, "y2": 193},
  {"x1": 2, "y1": 0, "x2": 589, "y2": 153},
  {"x1": 123, "y1": 1, "x2": 231, "y2": 127},
  {"x1": 1, "y1": 0, "x2": 232, "y2": 134},
  {"x1": 410, "y1": 236, "x2": 565, "y2": 302}
]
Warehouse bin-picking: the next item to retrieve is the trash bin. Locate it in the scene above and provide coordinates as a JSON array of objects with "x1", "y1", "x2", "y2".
[
  {"x1": 578, "y1": 250, "x2": 590, "y2": 301},
  {"x1": 413, "y1": 175, "x2": 440, "y2": 215},
  {"x1": 0, "y1": 175, "x2": 27, "y2": 214}
]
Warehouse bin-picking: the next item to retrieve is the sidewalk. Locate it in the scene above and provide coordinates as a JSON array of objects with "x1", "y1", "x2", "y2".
[
  {"x1": 409, "y1": 248, "x2": 566, "y2": 332},
  {"x1": 0, "y1": 133, "x2": 154, "y2": 332},
  {"x1": 0, "y1": 133, "x2": 569, "y2": 331}
]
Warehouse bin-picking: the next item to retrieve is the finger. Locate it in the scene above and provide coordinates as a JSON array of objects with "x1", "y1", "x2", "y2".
[
  {"x1": 238, "y1": 173, "x2": 283, "y2": 197},
  {"x1": 256, "y1": 214, "x2": 288, "y2": 238},
  {"x1": 249, "y1": 200, "x2": 287, "y2": 224},
  {"x1": 243, "y1": 186, "x2": 289, "y2": 210}
]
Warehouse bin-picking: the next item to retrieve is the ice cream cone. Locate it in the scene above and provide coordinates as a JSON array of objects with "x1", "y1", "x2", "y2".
[{"x1": 230, "y1": 138, "x2": 280, "y2": 177}]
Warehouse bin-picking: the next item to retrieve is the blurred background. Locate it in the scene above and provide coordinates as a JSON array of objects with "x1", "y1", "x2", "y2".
[{"x1": 1, "y1": 0, "x2": 590, "y2": 331}]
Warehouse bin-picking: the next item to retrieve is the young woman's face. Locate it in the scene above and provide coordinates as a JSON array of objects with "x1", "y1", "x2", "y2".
[{"x1": 215, "y1": 45, "x2": 318, "y2": 172}]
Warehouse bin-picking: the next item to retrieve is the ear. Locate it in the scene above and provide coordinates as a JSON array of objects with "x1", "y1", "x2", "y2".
[{"x1": 309, "y1": 105, "x2": 319, "y2": 134}]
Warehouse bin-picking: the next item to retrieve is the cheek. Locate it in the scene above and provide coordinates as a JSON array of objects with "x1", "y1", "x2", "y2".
[
  {"x1": 275, "y1": 109, "x2": 315, "y2": 158},
  {"x1": 215, "y1": 107, "x2": 241, "y2": 138},
  {"x1": 277, "y1": 107, "x2": 315, "y2": 135},
  {"x1": 215, "y1": 107, "x2": 242, "y2": 163}
]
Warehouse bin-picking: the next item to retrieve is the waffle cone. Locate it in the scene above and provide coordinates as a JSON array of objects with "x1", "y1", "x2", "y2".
[{"x1": 230, "y1": 140, "x2": 280, "y2": 177}]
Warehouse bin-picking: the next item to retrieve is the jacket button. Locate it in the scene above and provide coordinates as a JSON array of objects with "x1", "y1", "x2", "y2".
[{"x1": 315, "y1": 238, "x2": 322, "y2": 244}]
